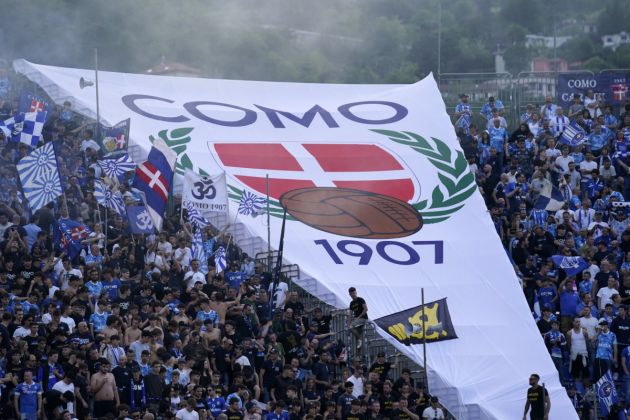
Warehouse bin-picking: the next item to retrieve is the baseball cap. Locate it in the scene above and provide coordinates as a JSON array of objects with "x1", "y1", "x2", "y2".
[
  {"x1": 599, "y1": 320, "x2": 609, "y2": 326},
  {"x1": 459, "y1": 93, "x2": 469, "y2": 98},
  {"x1": 431, "y1": 396, "x2": 439, "y2": 403}
]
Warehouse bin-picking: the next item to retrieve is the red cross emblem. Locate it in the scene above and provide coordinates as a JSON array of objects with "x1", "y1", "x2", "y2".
[
  {"x1": 136, "y1": 162, "x2": 169, "y2": 201},
  {"x1": 210, "y1": 142, "x2": 419, "y2": 202},
  {"x1": 71, "y1": 226, "x2": 88, "y2": 241},
  {"x1": 30, "y1": 100, "x2": 45, "y2": 113}
]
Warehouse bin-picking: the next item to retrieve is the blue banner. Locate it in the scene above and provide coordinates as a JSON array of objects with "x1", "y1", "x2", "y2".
[
  {"x1": 557, "y1": 72, "x2": 630, "y2": 108},
  {"x1": 18, "y1": 91, "x2": 50, "y2": 114},
  {"x1": 126, "y1": 205, "x2": 156, "y2": 234}
]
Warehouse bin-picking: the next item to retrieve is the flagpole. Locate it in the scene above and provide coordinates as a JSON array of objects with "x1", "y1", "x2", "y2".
[
  {"x1": 421, "y1": 287, "x2": 429, "y2": 394},
  {"x1": 266, "y1": 173, "x2": 271, "y2": 273},
  {"x1": 94, "y1": 48, "x2": 101, "y2": 141},
  {"x1": 542, "y1": 382, "x2": 547, "y2": 418},
  {"x1": 62, "y1": 192, "x2": 70, "y2": 218},
  {"x1": 593, "y1": 383, "x2": 597, "y2": 418}
]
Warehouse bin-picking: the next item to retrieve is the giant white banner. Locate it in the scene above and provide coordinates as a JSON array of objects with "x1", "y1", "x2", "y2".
[{"x1": 14, "y1": 59, "x2": 576, "y2": 419}]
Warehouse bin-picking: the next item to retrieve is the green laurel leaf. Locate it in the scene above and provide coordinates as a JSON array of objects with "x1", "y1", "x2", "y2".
[{"x1": 372, "y1": 129, "x2": 476, "y2": 224}]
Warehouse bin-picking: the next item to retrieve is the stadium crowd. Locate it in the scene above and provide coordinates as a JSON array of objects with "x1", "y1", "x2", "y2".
[
  {"x1": 455, "y1": 91, "x2": 630, "y2": 418},
  {"x1": 0, "y1": 74, "x2": 444, "y2": 419}
]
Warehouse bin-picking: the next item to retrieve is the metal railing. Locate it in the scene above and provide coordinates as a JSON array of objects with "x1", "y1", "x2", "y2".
[{"x1": 440, "y1": 69, "x2": 630, "y2": 132}]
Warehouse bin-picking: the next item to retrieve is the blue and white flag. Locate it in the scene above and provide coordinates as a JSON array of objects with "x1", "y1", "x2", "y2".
[
  {"x1": 16, "y1": 142, "x2": 63, "y2": 211},
  {"x1": 551, "y1": 255, "x2": 589, "y2": 277},
  {"x1": 596, "y1": 370, "x2": 619, "y2": 416},
  {"x1": 126, "y1": 206, "x2": 155, "y2": 234},
  {"x1": 192, "y1": 228, "x2": 209, "y2": 274},
  {"x1": 1, "y1": 111, "x2": 47, "y2": 147},
  {"x1": 132, "y1": 139, "x2": 176, "y2": 231},
  {"x1": 238, "y1": 190, "x2": 266, "y2": 216},
  {"x1": 53, "y1": 218, "x2": 91, "y2": 259},
  {"x1": 18, "y1": 91, "x2": 50, "y2": 114},
  {"x1": 185, "y1": 201, "x2": 209, "y2": 228},
  {"x1": 94, "y1": 179, "x2": 126, "y2": 216},
  {"x1": 214, "y1": 246, "x2": 227, "y2": 274},
  {"x1": 532, "y1": 291, "x2": 541, "y2": 321},
  {"x1": 559, "y1": 121, "x2": 587, "y2": 147},
  {"x1": 533, "y1": 181, "x2": 565, "y2": 212},
  {"x1": 97, "y1": 154, "x2": 136, "y2": 181}
]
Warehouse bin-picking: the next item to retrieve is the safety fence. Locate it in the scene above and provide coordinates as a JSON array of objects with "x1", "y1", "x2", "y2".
[
  {"x1": 438, "y1": 69, "x2": 628, "y2": 130},
  {"x1": 254, "y1": 250, "x2": 426, "y2": 385}
]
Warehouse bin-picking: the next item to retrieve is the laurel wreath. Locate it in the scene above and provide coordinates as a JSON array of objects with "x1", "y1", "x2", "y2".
[
  {"x1": 151, "y1": 127, "x2": 475, "y2": 224},
  {"x1": 372, "y1": 130, "x2": 477, "y2": 224}
]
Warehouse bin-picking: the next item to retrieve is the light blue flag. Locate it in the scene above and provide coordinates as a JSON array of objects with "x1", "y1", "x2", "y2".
[
  {"x1": 192, "y1": 228, "x2": 209, "y2": 274},
  {"x1": 214, "y1": 246, "x2": 227, "y2": 274},
  {"x1": 559, "y1": 121, "x2": 587, "y2": 147},
  {"x1": 16, "y1": 142, "x2": 63, "y2": 211},
  {"x1": 238, "y1": 190, "x2": 266, "y2": 217},
  {"x1": 185, "y1": 201, "x2": 209, "y2": 229},
  {"x1": 534, "y1": 181, "x2": 564, "y2": 212},
  {"x1": 596, "y1": 370, "x2": 619, "y2": 416},
  {"x1": 94, "y1": 179, "x2": 126, "y2": 217},
  {"x1": 97, "y1": 154, "x2": 136, "y2": 181}
]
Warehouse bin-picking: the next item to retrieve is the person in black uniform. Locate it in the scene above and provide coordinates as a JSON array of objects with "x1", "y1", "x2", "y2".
[
  {"x1": 522, "y1": 374, "x2": 550, "y2": 420},
  {"x1": 348, "y1": 287, "x2": 368, "y2": 351}
]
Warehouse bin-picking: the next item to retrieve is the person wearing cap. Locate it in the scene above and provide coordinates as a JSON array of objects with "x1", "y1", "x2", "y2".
[
  {"x1": 90, "y1": 358, "x2": 119, "y2": 417},
  {"x1": 368, "y1": 352, "x2": 392, "y2": 382},
  {"x1": 594, "y1": 319, "x2": 618, "y2": 381},
  {"x1": 480, "y1": 96, "x2": 504, "y2": 123},
  {"x1": 453, "y1": 94, "x2": 472, "y2": 134},
  {"x1": 421, "y1": 396, "x2": 444, "y2": 419},
  {"x1": 176, "y1": 397, "x2": 200, "y2": 420}
]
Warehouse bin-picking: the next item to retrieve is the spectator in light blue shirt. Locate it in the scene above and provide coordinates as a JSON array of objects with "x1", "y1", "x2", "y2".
[
  {"x1": 454, "y1": 94, "x2": 472, "y2": 134},
  {"x1": 480, "y1": 96, "x2": 504, "y2": 122},
  {"x1": 588, "y1": 125, "x2": 608, "y2": 155},
  {"x1": 595, "y1": 320, "x2": 617, "y2": 380},
  {"x1": 196, "y1": 299, "x2": 218, "y2": 328},
  {"x1": 85, "y1": 269, "x2": 103, "y2": 299},
  {"x1": 89, "y1": 300, "x2": 111, "y2": 335},
  {"x1": 488, "y1": 118, "x2": 508, "y2": 169}
]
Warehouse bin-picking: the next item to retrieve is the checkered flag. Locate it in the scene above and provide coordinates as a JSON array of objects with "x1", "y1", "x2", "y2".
[
  {"x1": 0, "y1": 111, "x2": 47, "y2": 147},
  {"x1": 238, "y1": 190, "x2": 267, "y2": 217}
]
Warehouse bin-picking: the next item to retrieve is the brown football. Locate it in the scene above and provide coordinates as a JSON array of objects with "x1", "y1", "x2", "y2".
[{"x1": 279, "y1": 187, "x2": 422, "y2": 239}]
